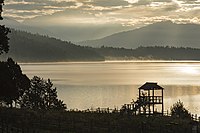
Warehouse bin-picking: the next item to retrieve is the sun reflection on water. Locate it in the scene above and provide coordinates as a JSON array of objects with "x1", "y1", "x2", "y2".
[
  {"x1": 20, "y1": 61, "x2": 200, "y2": 114},
  {"x1": 178, "y1": 65, "x2": 199, "y2": 75}
]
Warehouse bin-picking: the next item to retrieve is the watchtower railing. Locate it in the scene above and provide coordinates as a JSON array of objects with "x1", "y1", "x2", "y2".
[{"x1": 139, "y1": 96, "x2": 163, "y2": 104}]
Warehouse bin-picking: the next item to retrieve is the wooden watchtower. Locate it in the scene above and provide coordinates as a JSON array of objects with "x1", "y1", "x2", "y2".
[{"x1": 138, "y1": 82, "x2": 164, "y2": 116}]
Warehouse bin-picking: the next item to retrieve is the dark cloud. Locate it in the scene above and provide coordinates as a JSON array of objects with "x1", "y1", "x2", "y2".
[
  {"x1": 5, "y1": 3, "x2": 44, "y2": 10},
  {"x1": 50, "y1": 1, "x2": 77, "y2": 7},
  {"x1": 84, "y1": 0, "x2": 129, "y2": 7},
  {"x1": 5, "y1": 0, "x2": 77, "y2": 10}
]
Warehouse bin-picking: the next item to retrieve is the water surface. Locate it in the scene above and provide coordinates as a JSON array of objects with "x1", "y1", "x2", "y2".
[{"x1": 20, "y1": 61, "x2": 200, "y2": 114}]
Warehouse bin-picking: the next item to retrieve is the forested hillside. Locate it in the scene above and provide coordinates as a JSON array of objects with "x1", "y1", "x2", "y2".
[
  {"x1": 3, "y1": 29, "x2": 200, "y2": 62},
  {"x1": 2, "y1": 29, "x2": 104, "y2": 62}
]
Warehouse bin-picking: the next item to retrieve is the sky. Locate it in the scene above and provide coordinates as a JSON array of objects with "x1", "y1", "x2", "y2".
[{"x1": 3, "y1": 0, "x2": 200, "y2": 26}]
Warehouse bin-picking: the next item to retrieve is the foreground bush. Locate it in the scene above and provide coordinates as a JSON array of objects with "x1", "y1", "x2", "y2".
[{"x1": 0, "y1": 107, "x2": 197, "y2": 133}]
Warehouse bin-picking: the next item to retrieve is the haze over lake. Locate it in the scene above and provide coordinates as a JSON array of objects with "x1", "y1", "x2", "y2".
[{"x1": 20, "y1": 61, "x2": 200, "y2": 115}]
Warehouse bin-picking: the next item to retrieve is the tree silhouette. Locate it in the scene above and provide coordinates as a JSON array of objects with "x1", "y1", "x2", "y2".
[
  {"x1": 0, "y1": 25, "x2": 10, "y2": 54},
  {"x1": 0, "y1": 0, "x2": 11, "y2": 54},
  {"x1": 21, "y1": 76, "x2": 66, "y2": 110},
  {"x1": 170, "y1": 100, "x2": 191, "y2": 119},
  {"x1": 0, "y1": 58, "x2": 30, "y2": 107},
  {"x1": 0, "y1": 0, "x2": 4, "y2": 20}
]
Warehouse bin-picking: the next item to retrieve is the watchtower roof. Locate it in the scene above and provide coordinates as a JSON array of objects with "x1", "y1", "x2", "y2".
[{"x1": 139, "y1": 82, "x2": 164, "y2": 90}]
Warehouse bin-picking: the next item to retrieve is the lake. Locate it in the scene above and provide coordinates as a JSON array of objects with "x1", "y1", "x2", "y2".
[{"x1": 20, "y1": 61, "x2": 200, "y2": 115}]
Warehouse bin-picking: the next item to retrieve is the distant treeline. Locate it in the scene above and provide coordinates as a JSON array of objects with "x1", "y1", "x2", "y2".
[
  {"x1": 93, "y1": 46, "x2": 200, "y2": 60},
  {"x1": 4, "y1": 29, "x2": 200, "y2": 62}
]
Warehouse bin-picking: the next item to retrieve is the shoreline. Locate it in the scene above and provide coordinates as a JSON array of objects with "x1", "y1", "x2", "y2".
[{"x1": 18, "y1": 59, "x2": 200, "y2": 64}]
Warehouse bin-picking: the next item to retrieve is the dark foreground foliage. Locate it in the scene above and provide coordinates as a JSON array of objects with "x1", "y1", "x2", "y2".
[
  {"x1": 0, "y1": 59, "x2": 66, "y2": 111},
  {"x1": 171, "y1": 100, "x2": 191, "y2": 119},
  {"x1": 21, "y1": 76, "x2": 66, "y2": 111},
  {"x1": 0, "y1": 0, "x2": 11, "y2": 55},
  {"x1": 0, "y1": 58, "x2": 30, "y2": 107},
  {"x1": 0, "y1": 108, "x2": 198, "y2": 133}
]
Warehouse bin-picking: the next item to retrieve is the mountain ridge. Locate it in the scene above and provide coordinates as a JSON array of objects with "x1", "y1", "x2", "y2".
[
  {"x1": 2, "y1": 28, "x2": 200, "y2": 62},
  {"x1": 78, "y1": 21, "x2": 200, "y2": 49}
]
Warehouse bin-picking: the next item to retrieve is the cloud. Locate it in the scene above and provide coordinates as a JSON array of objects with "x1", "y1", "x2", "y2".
[
  {"x1": 3, "y1": 0, "x2": 78, "y2": 21},
  {"x1": 124, "y1": 0, "x2": 138, "y2": 4},
  {"x1": 3, "y1": 0, "x2": 200, "y2": 26},
  {"x1": 83, "y1": 0, "x2": 129, "y2": 7}
]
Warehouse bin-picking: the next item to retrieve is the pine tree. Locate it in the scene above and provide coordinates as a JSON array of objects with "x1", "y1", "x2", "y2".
[{"x1": 21, "y1": 76, "x2": 66, "y2": 111}]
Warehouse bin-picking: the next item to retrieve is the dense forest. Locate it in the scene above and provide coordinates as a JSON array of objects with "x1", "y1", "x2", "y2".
[{"x1": 2, "y1": 29, "x2": 200, "y2": 62}]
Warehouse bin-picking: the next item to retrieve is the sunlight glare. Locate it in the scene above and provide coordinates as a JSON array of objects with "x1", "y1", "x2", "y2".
[{"x1": 179, "y1": 66, "x2": 199, "y2": 74}]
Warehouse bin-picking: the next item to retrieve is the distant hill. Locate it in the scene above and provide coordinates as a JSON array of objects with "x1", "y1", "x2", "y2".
[
  {"x1": 1, "y1": 29, "x2": 104, "y2": 62},
  {"x1": 0, "y1": 17, "x2": 132, "y2": 42},
  {"x1": 79, "y1": 21, "x2": 200, "y2": 49},
  {"x1": 23, "y1": 17, "x2": 132, "y2": 42},
  {"x1": 0, "y1": 17, "x2": 55, "y2": 37},
  {"x1": 2, "y1": 29, "x2": 200, "y2": 62}
]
